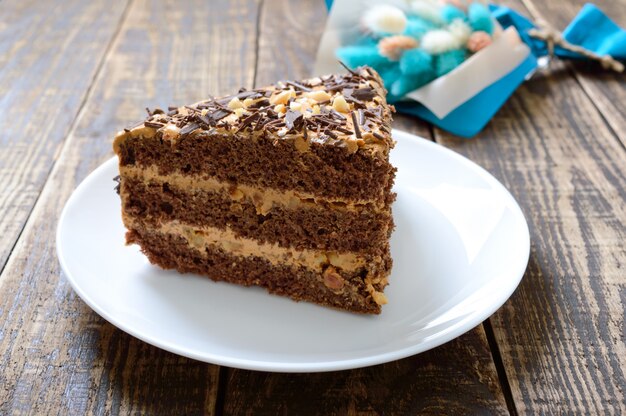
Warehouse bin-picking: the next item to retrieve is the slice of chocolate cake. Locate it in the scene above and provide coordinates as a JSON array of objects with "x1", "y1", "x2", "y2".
[{"x1": 113, "y1": 66, "x2": 396, "y2": 314}]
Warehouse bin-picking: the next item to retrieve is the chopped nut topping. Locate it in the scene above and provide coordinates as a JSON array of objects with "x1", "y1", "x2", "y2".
[
  {"x1": 306, "y1": 90, "x2": 332, "y2": 102},
  {"x1": 344, "y1": 138, "x2": 359, "y2": 154},
  {"x1": 371, "y1": 291, "x2": 388, "y2": 305},
  {"x1": 127, "y1": 66, "x2": 394, "y2": 156},
  {"x1": 230, "y1": 188, "x2": 244, "y2": 200},
  {"x1": 332, "y1": 94, "x2": 350, "y2": 113},
  {"x1": 289, "y1": 101, "x2": 302, "y2": 112},
  {"x1": 228, "y1": 97, "x2": 244, "y2": 109},
  {"x1": 161, "y1": 124, "x2": 180, "y2": 141},
  {"x1": 270, "y1": 89, "x2": 292, "y2": 105},
  {"x1": 323, "y1": 266, "x2": 345, "y2": 291}
]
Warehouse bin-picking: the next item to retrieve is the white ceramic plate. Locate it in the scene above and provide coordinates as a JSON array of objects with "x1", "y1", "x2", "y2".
[{"x1": 57, "y1": 130, "x2": 529, "y2": 372}]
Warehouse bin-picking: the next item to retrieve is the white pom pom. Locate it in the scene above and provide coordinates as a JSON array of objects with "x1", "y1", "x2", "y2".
[
  {"x1": 447, "y1": 19, "x2": 472, "y2": 45},
  {"x1": 421, "y1": 19, "x2": 471, "y2": 54},
  {"x1": 362, "y1": 5, "x2": 407, "y2": 34},
  {"x1": 420, "y1": 29, "x2": 458, "y2": 54},
  {"x1": 407, "y1": 0, "x2": 444, "y2": 25}
]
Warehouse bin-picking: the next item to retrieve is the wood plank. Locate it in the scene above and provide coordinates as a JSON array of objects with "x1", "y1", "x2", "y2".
[
  {"x1": 223, "y1": 330, "x2": 508, "y2": 415},
  {"x1": 0, "y1": 0, "x2": 261, "y2": 414},
  {"x1": 221, "y1": 2, "x2": 508, "y2": 414},
  {"x1": 0, "y1": 0, "x2": 129, "y2": 272},
  {"x1": 520, "y1": 0, "x2": 626, "y2": 147},
  {"x1": 435, "y1": 57, "x2": 626, "y2": 412}
]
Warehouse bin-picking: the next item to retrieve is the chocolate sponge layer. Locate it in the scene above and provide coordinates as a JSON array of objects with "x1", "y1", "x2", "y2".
[
  {"x1": 121, "y1": 176, "x2": 394, "y2": 254},
  {"x1": 126, "y1": 225, "x2": 385, "y2": 314},
  {"x1": 117, "y1": 131, "x2": 396, "y2": 205}
]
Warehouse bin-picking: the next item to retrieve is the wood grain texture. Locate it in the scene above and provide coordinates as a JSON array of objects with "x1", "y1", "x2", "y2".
[
  {"x1": 0, "y1": 0, "x2": 129, "y2": 274},
  {"x1": 0, "y1": 0, "x2": 260, "y2": 414},
  {"x1": 520, "y1": 0, "x2": 626, "y2": 148},
  {"x1": 219, "y1": 2, "x2": 508, "y2": 415},
  {"x1": 222, "y1": 330, "x2": 508, "y2": 416},
  {"x1": 436, "y1": 59, "x2": 626, "y2": 413},
  {"x1": 1, "y1": 0, "x2": 624, "y2": 413}
]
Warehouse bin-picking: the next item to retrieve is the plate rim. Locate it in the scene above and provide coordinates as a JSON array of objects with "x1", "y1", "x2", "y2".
[{"x1": 56, "y1": 129, "x2": 530, "y2": 372}]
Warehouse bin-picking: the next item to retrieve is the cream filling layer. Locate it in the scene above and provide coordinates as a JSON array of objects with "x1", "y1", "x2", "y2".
[
  {"x1": 120, "y1": 165, "x2": 385, "y2": 214},
  {"x1": 126, "y1": 216, "x2": 368, "y2": 272}
]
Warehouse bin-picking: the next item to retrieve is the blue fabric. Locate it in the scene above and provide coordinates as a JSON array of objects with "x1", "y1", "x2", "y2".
[
  {"x1": 560, "y1": 3, "x2": 626, "y2": 60},
  {"x1": 323, "y1": 1, "x2": 626, "y2": 137},
  {"x1": 491, "y1": 2, "x2": 626, "y2": 61}
]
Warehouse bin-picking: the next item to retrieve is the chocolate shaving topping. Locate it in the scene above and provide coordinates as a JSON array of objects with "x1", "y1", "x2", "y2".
[
  {"x1": 217, "y1": 90, "x2": 263, "y2": 105},
  {"x1": 363, "y1": 109, "x2": 378, "y2": 119},
  {"x1": 285, "y1": 109, "x2": 304, "y2": 130},
  {"x1": 180, "y1": 122, "x2": 200, "y2": 136},
  {"x1": 133, "y1": 65, "x2": 391, "y2": 150},
  {"x1": 330, "y1": 109, "x2": 346, "y2": 120},
  {"x1": 209, "y1": 108, "x2": 231, "y2": 122},
  {"x1": 248, "y1": 98, "x2": 270, "y2": 109},
  {"x1": 342, "y1": 88, "x2": 368, "y2": 109},
  {"x1": 351, "y1": 87, "x2": 376, "y2": 102},
  {"x1": 285, "y1": 80, "x2": 312, "y2": 92},
  {"x1": 238, "y1": 112, "x2": 261, "y2": 132},
  {"x1": 338, "y1": 60, "x2": 359, "y2": 77},
  {"x1": 324, "y1": 129, "x2": 338, "y2": 139},
  {"x1": 197, "y1": 113, "x2": 213, "y2": 127},
  {"x1": 144, "y1": 121, "x2": 165, "y2": 129},
  {"x1": 254, "y1": 116, "x2": 269, "y2": 131},
  {"x1": 113, "y1": 175, "x2": 121, "y2": 194},
  {"x1": 351, "y1": 111, "x2": 361, "y2": 138}
]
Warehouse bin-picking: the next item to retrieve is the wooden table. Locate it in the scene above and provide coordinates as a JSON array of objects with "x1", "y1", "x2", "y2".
[{"x1": 1, "y1": 0, "x2": 624, "y2": 414}]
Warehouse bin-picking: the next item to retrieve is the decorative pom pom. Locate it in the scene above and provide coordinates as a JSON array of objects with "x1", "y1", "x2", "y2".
[
  {"x1": 378, "y1": 36, "x2": 420, "y2": 60},
  {"x1": 399, "y1": 48, "x2": 433, "y2": 75},
  {"x1": 362, "y1": 5, "x2": 407, "y2": 35},
  {"x1": 441, "y1": 5, "x2": 465, "y2": 24},
  {"x1": 403, "y1": 16, "x2": 437, "y2": 39},
  {"x1": 434, "y1": 49, "x2": 467, "y2": 77},
  {"x1": 447, "y1": 19, "x2": 472, "y2": 45},
  {"x1": 467, "y1": 31, "x2": 492, "y2": 52},
  {"x1": 468, "y1": 3, "x2": 493, "y2": 34},
  {"x1": 408, "y1": 0, "x2": 444, "y2": 25},
  {"x1": 391, "y1": 69, "x2": 436, "y2": 97},
  {"x1": 336, "y1": 45, "x2": 392, "y2": 71},
  {"x1": 378, "y1": 65, "x2": 403, "y2": 91},
  {"x1": 442, "y1": 0, "x2": 470, "y2": 11},
  {"x1": 420, "y1": 29, "x2": 458, "y2": 54}
]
